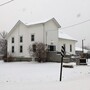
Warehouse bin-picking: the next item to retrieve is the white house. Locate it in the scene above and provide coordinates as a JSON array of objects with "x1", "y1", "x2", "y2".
[{"x1": 7, "y1": 18, "x2": 77, "y2": 61}]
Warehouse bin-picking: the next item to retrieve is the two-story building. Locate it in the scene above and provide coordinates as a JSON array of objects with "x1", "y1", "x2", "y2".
[{"x1": 7, "y1": 18, "x2": 77, "y2": 62}]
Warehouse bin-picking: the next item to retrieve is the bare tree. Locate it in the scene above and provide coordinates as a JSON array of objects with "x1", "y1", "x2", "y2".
[
  {"x1": 0, "y1": 31, "x2": 7, "y2": 39},
  {"x1": 0, "y1": 31, "x2": 7, "y2": 55},
  {"x1": 29, "y1": 42, "x2": 48, "y2": 62},
  {"x1": 83, "y1": 46, "x2": 90, "y2": 50}
]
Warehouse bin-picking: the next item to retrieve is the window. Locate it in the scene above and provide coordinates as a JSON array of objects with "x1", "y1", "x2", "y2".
[
  {"x1": 20, "y1": 36, "x2": 23, "y2": 42},
  {"x1": 33, "y1": 44, "x2": 36, "y2": 52},
  {"x1": 63, "y1": 44, "x2": 66, "y2": 51},
  {"x1": 12, "y1": 37, "x2": 14, "y2": 43},
  {"x1": 20, "y1": 46, "x2": 23, "y2": 53},
  {"x1": 70, "y1": 44, "x2": 72, "y2": 52},
  {"x1": 48, "y1": 45, "x2": 56, "y2": 51},
  {"x1": 12, "y1": 46, "x2": 14, "y2": 53},
  {"x1": 31, "y1": 34, "x2": 35, "y2": 41}
]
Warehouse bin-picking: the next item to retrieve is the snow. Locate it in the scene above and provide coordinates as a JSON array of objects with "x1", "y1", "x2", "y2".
[
  {"x1": 59, "y1": 31, "x2": 77, "y2": 41},
  {"x1": 0, "y1": 60, "x2": 90, "y2": 90}
]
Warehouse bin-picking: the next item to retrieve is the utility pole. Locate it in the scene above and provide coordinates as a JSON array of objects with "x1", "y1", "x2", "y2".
[
  {"x1": 82, "y1": 39, "x2": 85, "y2": 54},
  {"x1": 82, "y1": 39, "x2": 84, "y2": 53}
]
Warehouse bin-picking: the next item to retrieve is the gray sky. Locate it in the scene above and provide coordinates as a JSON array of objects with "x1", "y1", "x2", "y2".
[{"x1": 0, "y1": 0, "x2": 90, "y2": 47}]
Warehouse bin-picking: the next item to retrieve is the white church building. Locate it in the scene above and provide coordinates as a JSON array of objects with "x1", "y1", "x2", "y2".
[{"x1": 7, "y1": 18, "x2": 77, "y2": 62}]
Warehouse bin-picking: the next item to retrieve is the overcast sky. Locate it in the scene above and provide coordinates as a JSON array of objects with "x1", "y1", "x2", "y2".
[{"x1": 0, "y1": 0, "x2": 90, "y2": 47}]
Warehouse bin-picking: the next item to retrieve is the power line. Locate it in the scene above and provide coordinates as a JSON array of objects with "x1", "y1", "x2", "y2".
[
  {"x1": 61, "y1": 19, "x2": 90, "y2": 29},
  {"x1": 0, "y1": 0, "x2": 14, "y2": 7}
]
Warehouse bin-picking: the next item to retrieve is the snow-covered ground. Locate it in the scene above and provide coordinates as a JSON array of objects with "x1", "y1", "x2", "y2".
[{"x1": 0, "y1": 59, "x2": 90, "y2": 90}]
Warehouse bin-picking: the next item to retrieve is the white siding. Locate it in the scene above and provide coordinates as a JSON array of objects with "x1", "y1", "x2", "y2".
[
  {"x1": 59, "y1": 38, "x2": 76, "y2": 55},
  {"x1": 7, "y1": 24, "x2": 20, "y2": 57},
  {"x1": 44, "y1": 20, "x2": 59, "y2": 51},
  {"x1": 7, "y1": 19, "x2": 76, "y2": 60},
  {"x1": 7, "y1": 23, "x2": 44, "y2": 58}
]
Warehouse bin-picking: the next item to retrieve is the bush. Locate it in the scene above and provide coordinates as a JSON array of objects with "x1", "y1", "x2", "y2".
[
  {"x1": 3, "y1": 54, "x2": 14, "y2": 62},
  {"x1": 7, "y1": 55, "x2": 14, "y2": 62},
  {"x1": 3, "y1": 58, "x2": 7, "y2": 62},
  {"x1": 29, "y1": 42, "x2": 48, "y2": 62},
  {"x1": 3, "y1": 54, "x2": 7, "y2": 62}
]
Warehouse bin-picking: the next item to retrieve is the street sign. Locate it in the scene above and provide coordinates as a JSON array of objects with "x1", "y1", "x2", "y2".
[
  {"x1": 61, "y1": 46, "x2": 65, "y2": 57},
  {"x1": 60, "y1": 45, "x2": 65, "y2": 81}
]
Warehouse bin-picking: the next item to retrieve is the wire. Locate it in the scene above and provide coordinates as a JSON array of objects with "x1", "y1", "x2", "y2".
[
  {"x1": 0, "y1": 0, "x2": 14, "y2": 7},
  {"x1": 61, "y1": 19, "x2": 90, "y2": 29}
]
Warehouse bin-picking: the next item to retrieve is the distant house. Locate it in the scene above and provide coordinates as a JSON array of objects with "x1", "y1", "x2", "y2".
[
  {"x1": 75, "y1": 47, "x2": 88, "y2": 55},
  {"x1": 7, "y1": 18, "x2": 77, "y2": 62},
  {"x1": 75, "y1": 47, "x2": 89, "y2": 58}
]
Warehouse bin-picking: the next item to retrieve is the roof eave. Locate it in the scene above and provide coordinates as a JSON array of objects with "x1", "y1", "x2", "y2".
[
  {"x1": 6, "y1": 20, "x2": 22, "y2": 39},
  {"x1": 59, "y1": 37, "x2": 77, "y2": 42}
]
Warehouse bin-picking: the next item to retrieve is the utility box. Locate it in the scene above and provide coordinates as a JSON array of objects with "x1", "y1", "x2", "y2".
[
  {"x1": 76, "y1": 58, "x2": 87, "y2": 65},
  {"x1": 80, "y1": 58, "x2": 87, "y2": 65}
]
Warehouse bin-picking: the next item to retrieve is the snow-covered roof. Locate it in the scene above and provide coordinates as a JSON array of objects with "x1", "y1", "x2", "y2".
[
  {"x1": 7, "y1": 18, "x2": 61, "y2": 39},
  {"x1": 58, "y1": 31, "x2": 77, "y2": 41},
  {"x1": 75, "y1": 47, "x2": 88, "y2": 53},
  {"x1": 26, "y1": 18, "x2": 61, "y2": 28}
]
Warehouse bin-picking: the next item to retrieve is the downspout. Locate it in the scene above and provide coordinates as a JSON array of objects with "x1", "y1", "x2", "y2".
[
  {"x1": 43, "y1": 23, "x2": 47, "y2": 46},
  {"x1": 17, "y1": 22, "x2": 20, "y2": 57},
  {"x1": 58, "y1": 26, "x2": 61, "y2": 52},
  {"x1": 43, "y1": 23, "x2": 45, "y2": 44}
]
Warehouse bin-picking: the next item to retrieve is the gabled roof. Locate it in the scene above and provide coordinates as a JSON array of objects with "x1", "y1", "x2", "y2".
[
  {"x1": 58, "y1": 31, "x2": 77, "y2": 41},
  {"x1": 45, "y1": 18, "x2": 61, "y2": 28},
  {"x1": 6, "y1": 20, "x2": 24, "y2": 39},
  {"x1": 7, "y1": 18, "x2": 61, "y2": 39},
  {"x1": 26, "y1": 18, "x2": 61, "y2": 28}
]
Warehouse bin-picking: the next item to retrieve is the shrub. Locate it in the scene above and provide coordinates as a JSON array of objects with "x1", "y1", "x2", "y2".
[
  {"x1": 29, "y1": 42, "x2": 48, "y2": 62},
  {"x1": 3, "y1": 54, "x2": 14, "y2": 62},
  {"x1": 3, "y1": 54, "x2": 7, "y2": 62},
  {"x1": 7, "y1": 55, "x2": 14, "y2": 62}
]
